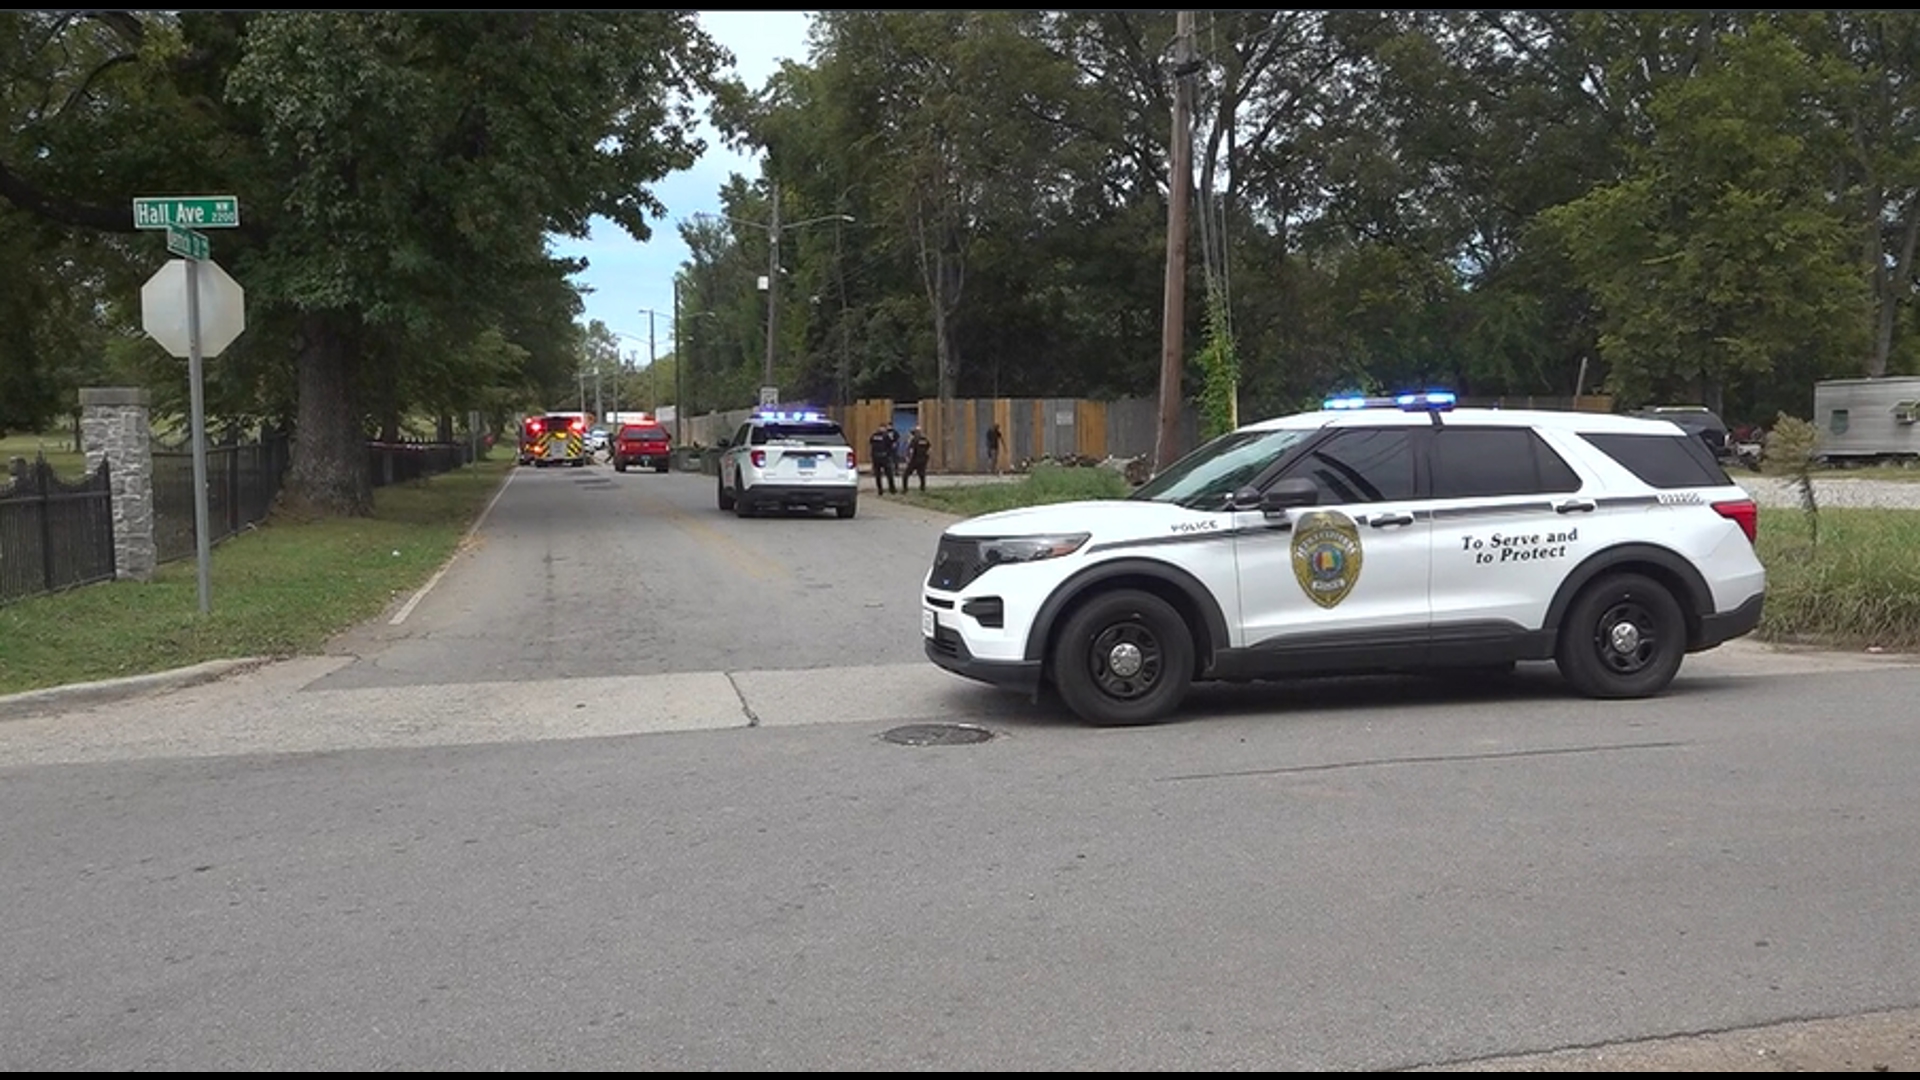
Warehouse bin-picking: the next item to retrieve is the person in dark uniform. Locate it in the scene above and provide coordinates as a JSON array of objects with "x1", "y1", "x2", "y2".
[
  {"x1": 986, "y1": 422, "x2": 1004, "y2": 475},
  {"x1": 904, "y1": 426, "x2": 932, "y2": 491},
  {"x1": 868, "y1": 424, "x2": 898, "y2": 494}
]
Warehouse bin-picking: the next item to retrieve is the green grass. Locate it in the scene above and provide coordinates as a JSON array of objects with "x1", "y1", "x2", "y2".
[
  {"x1": 1754, "y1": 505, "x2": 1920, "y2": 650},
  {"x1": 0, "y1": 459, "x2": 511, "y2": 696},
  {"x1": 0, "y1": 433, "x2": 87, "y2": 479},
  {"x1": 897, "y1": 463, "x2": 1132, "y2": 517}
]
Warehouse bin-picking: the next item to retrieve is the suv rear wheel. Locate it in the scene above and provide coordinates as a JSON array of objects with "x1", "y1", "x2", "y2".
[
  {"x1": 716, "y1": 472, "x2": 734, "y2": 510},
  {"x1": 1050, "y1": 589, "x2": 1194, "y2": 726},
  {"x1": 1555, "y1": 572, "x2": 1687, "y2": 699}
]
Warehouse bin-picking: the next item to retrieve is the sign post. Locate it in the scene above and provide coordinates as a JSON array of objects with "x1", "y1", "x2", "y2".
[
  {"x1": 135, "y1": 196, "x2": 242, "y2": 614},
  {"x1": 759, "y1": 385, "x2": 779, "y2": 407}
]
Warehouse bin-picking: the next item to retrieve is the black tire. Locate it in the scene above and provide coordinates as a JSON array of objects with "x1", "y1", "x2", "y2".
[
  {"x1": 733, "y1": 480, "x2": 754, "y2": 518},
  {"x1": 655, "y1": 462, "x2": 669, "y2": 474},
  {"x1": 716, "y1": 473, "x2": 734, "y2": 511},
  {"x1": 836, "y1": 501, "x2": 857, "y2": 519},
  {"x1": 614, "y1": 460, "x2": 627, "y2": 473},
  {"x1": 1049, "y1": 589, "x2": 1195, "y2": 726},
  {"x1": 571, "y1": 458, "x2": 585, "y2": 468},
  {"x1": 1554, "y1": 572, "x2": 1687, "y2": 699}
]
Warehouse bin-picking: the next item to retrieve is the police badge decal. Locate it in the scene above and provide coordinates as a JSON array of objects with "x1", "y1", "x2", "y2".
[{"x1": 1290, "y1": 510, "x2": 1364, "y2": 609}]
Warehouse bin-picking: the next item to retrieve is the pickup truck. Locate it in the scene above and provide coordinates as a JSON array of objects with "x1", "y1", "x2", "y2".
[{"x1": 612, "y1": 423, "x2": 671, "y2": 473}]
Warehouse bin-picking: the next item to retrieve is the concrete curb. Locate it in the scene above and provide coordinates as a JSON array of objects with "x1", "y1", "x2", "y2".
[{"x1": 0, "y1": 656, "x2": 273, "y2": 723}]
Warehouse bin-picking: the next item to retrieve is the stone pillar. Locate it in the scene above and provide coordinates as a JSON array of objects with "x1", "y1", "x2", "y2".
[{"x1": 79, "y1": 387, "x2": 156, "y2": 581}]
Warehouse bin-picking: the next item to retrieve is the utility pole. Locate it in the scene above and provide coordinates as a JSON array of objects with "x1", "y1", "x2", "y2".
[
  {"x1": 763, "y1": 179, "x2": 782, "y2": 394},
  {"x1": 1154, "y1": 10, "x2": 1197, "y2": 473},
  {"x1": 648, "y1": 309, "x2": 657, "y2": 412},
  {"x1": 673, "y1": 277, "x2": 686, "y2": 444},
  {"x1": 593, "y1": 355, "x2": 603, "y2": 422}
]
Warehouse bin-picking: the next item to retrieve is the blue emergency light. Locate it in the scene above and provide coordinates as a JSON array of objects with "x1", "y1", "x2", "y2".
[
  {"x1": 1320, "y1": 391, "x2": 1457, "y2": 412},
  {"x1": 753, "y1": 408, "x2": 826, "y2": 422}
]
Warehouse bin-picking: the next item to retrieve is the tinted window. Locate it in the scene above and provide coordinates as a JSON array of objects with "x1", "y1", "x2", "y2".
[
  {"x1": 1283, "y1": 428, "x2": 1416, "y2": 504},
  {"x1": 620, "y1": 426, "x2": 667, "y2": 441},
  {"x1": 752, "y1": 422, "x2": 846, "y2": 446},
  {"x1": 1431, "y1": 428, "x2": 1582, "y2": 498},
  {"x1": 1584, "y1": 433, "x2": 1731, "y2": 489}
]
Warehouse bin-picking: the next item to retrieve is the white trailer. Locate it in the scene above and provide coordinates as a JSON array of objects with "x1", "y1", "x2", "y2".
[{"x1": 1812, "y1": 376, "x2": 1920, "y2": 460}]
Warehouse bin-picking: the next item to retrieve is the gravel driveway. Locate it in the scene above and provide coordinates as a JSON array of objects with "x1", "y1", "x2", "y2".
[{"x1": 1737, "y1": 474, "x2": 1920, "y2": 509}]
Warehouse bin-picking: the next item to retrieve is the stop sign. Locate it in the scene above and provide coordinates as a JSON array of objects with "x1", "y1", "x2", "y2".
[{"x1": 140, "y1": 258, "x2": 247, "y2": 358}]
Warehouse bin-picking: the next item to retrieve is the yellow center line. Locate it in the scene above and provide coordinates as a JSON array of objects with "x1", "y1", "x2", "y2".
[{"x1": 635, "y1": 485, "x2": 790, "y2": 583}]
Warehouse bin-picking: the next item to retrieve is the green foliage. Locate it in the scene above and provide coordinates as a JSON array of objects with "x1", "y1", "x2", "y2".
[
  {"x1": 896, "y1": 463, "x2": 1129, "y2": 517},
  {"x1": 18, "y1": 9, "x2": 1920, "y2": 473},
  {"x1": 1764, "y1": 411, "x2": 1823, "y2": 546},
  {"x1": 1540, "y1": 19, "x2": 1870, "y2": 410},
  {"x1": 1193, "y1": 290, "x2": 1240, "y2": 440},
  {"x1": 1, "y1": 12, "x2": 725, "y2": 510}
]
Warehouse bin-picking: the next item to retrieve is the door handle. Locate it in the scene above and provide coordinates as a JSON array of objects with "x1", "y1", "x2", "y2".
[
  {"x1": 1368, "y1": 511, "x2": 1414, "y2": 528},
  {"x1": 1554, "y1": 498, "x2": 1597, "y2": 515}
]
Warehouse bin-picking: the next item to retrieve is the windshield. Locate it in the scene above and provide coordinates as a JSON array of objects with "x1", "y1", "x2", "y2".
[
  {"x1": 620, "y1": 427, "x2": 667, "y2": 441},
  {"x1": 1130, "y1": 427, "x2": 1315, "y2": 509}
]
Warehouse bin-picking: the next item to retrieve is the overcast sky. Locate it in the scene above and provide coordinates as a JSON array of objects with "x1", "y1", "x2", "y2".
[{"x1": 546, "y1": 11, "x2": 816, "y2": 366}]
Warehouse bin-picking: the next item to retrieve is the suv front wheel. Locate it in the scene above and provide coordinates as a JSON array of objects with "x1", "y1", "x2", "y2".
[
  {"x1": 1050, "y1": 589, "x2": 1195, "y2": 726},
  {"x1": 1555, "y1": 572, "x2": 1687, "y2": 699}
]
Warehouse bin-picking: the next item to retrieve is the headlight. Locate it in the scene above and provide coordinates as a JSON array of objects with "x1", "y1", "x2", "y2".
[{"x1": 980, "y1": 533, "x2": 1090, "y2": 566}]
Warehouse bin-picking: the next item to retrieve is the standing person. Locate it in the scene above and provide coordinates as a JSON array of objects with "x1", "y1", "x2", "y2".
[
  {"x1": 868, "y1": 423, "x2": 898, "y2": 494},
  {"x1": 905, "y1": 426, "x2": 932, "y2": 492},
  {"x1": 986, "y1": 421, "x2": 1003, "y2": 475}
]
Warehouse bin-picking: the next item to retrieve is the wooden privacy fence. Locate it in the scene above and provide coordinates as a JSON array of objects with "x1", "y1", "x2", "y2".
[{"x1": 677, "y1": 397, "x2": 1197, "y2": 474}]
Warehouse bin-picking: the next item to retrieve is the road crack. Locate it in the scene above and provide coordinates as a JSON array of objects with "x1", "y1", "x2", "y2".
[{"x1": 725, "y1": 671, "x2": 761, "y2": 727}]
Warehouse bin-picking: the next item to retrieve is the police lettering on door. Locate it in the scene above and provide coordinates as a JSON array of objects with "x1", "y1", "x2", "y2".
[{"x1": 1460, "y1": 528, "x2": 1578, "y2": 566}]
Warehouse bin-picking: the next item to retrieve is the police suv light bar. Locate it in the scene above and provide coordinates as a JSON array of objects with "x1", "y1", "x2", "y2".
[
  {"x1": 1321, "y1": 391, "x2": 1457, "y2": 412},
  {"x1": 753, "y1": 408, "x2": 826, "y2": 422}
]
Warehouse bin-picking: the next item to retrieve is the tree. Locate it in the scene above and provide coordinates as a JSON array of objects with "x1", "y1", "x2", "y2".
[
  {"x1": 1, "y1": 11, "x2": 727, "y2": 514},
  {"x1": 1541, "y1": 20, "x2": 1869, "y2": 413}
]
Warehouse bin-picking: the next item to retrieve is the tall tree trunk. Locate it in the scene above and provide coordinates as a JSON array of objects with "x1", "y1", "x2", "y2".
[
  {"x1": 933, "y1": 292, "x2": 956, "y2": 401},
  {"x1": 282, "y1": 311, "x2": 372, "y2": 517},
  {"x1": 1870, "y1": 194, "x2": 1920, "y2": 377},
  {"x1": 436, "y1": 412, "x2": 454, "y2": 443}
]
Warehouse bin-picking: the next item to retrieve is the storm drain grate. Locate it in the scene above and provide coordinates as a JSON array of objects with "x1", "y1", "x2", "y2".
[{"x1": 881, "y1": 723, "x2": 995, "y2": 746}]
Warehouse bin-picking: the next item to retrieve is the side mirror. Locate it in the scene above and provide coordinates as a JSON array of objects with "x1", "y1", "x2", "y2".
[{"x1": 1260, "y1": 478, "x2": 1319, "y2": 516}]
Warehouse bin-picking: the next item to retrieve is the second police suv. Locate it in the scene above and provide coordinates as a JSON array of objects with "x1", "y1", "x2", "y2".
[{"x1": 921, "y1": 392, "x2": 1767, "y2": 726}]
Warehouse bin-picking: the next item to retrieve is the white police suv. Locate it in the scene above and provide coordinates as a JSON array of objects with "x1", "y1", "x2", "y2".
[
  {"x1": 921, "y1": 392, "x2": 1767, "y2": 726},
  {"x1": 717, "y1": 408, "x2": 860, "y2": 519}
]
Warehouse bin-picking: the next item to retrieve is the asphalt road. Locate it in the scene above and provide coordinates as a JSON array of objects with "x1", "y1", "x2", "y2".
[{"x1": 3, "y1": 463, "x2": 1919, "y2": 1071}]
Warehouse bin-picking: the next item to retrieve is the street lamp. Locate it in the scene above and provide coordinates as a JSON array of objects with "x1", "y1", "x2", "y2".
[{"x1": 694, "y1": 183, "x2": 854, "y2": 397}]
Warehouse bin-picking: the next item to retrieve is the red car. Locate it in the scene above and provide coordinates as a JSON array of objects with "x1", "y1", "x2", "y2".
[{"x1": 613, "y1": 423, "x2": 672, "y2": 473}]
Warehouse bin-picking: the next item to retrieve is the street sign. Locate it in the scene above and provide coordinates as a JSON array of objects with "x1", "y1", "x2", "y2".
[
  {"x1": 138, "y1": 254, "x2": 248, "y2": 617},
  {"x1": 759, "y1": 385, "x2": 779, "y2": 406},
  {"x1": 132, "y1": 195, "x2": 239, "y2": 230},
  {"x1": 166, "y1": 225, "x2": 209, "y2": 262},
  {"x1": 140, "y1": 258, "x2": 246, "y2": 358}
]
